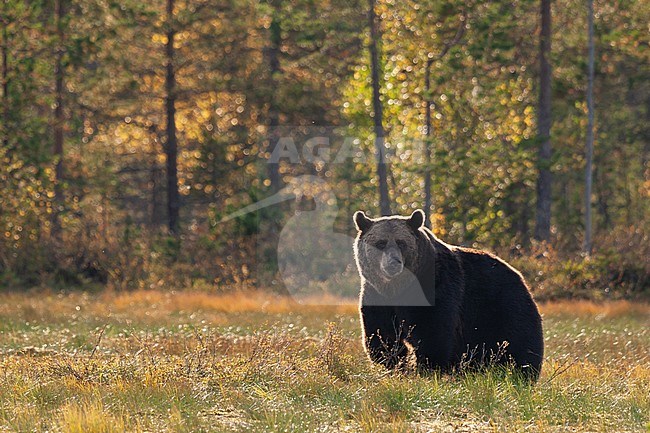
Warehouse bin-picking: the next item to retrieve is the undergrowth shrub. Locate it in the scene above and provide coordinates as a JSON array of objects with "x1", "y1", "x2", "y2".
[
  {"x1": 1, "y1": 214, "x2": 648, "y2": 302},
  {"x1": 510, "y1": 226, "x2": 648, "y2": 301}
]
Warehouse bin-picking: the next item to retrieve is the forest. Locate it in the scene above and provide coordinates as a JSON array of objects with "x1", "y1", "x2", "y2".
[
  {"x1": 1, "y1": 2, "x2": 650, "y2": 432},
  {"x1": 0, "y1": 0, "x2": 648, "y2": 299}
]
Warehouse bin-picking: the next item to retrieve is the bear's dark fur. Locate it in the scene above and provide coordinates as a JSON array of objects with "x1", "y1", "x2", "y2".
[{"x1": 353, "y1": 209, "x2": 543, "y2": 380}]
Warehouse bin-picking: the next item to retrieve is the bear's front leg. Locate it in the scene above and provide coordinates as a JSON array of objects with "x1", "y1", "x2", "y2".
[
  {"x1": 401, "y1": 306, "x2": 458, "y2": 372},
  {"x1": 409, "y1": 337, "x2": 455, "y2": 372},
  {"x1": 360, "y1": 305, "x2": 408, "y2": 369}
]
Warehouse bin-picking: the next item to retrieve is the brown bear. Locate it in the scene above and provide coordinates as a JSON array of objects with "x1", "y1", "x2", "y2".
[{"x1": 353, "y1": 209, "x2": 543, "y2": 380}]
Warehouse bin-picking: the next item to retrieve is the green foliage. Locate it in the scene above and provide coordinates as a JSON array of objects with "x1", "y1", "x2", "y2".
[{"x1": 0, "y1": 0, "x2": 647, "y2": 296}]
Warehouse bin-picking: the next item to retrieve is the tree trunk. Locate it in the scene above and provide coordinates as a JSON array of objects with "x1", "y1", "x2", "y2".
[
  {"x1": 266, "y1": 8, "x2": 282, "y2": 194},
  {"x1": 583, "y1": 0, "x2": 595, "y2": 255},
  {"x1": 595, "y1": 167, "x2": 610, "y2": 228},
  {"x1": 52, "y1": 0, "x2": 65, "y2": 236},
  {"x1": 1, "y1": 4, "x2": 8, "y2": 151},
  {"x1": 151, "y1": 164, "x2": 163, "y2": 226},
  {"x1": 368, "y1": 0, "x2": 391, "y2": 216},
  {"x1": 520, "y1": 192, "x2": 531, "y2": 246},
  {"x1": 423, "y1": 59, "x2": 433, "y2": 228},
  {"x1": 534, "y1": 0, "x2": 552, "y2": 242},
  {"x1": 165, "y1": 0, "x2": 180, "y2": 234}
]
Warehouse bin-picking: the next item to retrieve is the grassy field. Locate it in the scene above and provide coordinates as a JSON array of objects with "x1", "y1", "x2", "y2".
[{"x1": 0, "y1": 290, "x2": 648, "y2": 433}]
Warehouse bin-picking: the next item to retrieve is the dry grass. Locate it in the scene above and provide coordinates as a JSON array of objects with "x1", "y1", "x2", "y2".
[
  {"x1": 0, "y1": 290, "x2": 648, "y2": 432},
  {"x1": 2, "y1": 289, "x2": 647, "y2": 322},
  {"x1": 0, "y1": 289, "x2": 357, "y2": 326},
  {"x1": 539, "y1": 299, "x2": 650, "y2": 318}
]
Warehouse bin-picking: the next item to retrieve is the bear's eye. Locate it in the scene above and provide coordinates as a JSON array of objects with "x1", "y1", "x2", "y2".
[
  {"x1": 374, "y1": 240, "x2": 387, "y2": 250},
  {"x1": 396, "y1": 240, "x2": 407, "y2": 249}
]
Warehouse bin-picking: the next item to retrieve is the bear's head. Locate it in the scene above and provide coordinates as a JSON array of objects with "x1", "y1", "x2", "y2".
[{"x1": 353, "y1": 209, "x2": 425, "y2": 294}]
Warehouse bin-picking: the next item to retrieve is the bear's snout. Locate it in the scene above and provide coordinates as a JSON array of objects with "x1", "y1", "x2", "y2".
[{"x1": 380, "y1": 249, "x2": 404, "y2": 277}]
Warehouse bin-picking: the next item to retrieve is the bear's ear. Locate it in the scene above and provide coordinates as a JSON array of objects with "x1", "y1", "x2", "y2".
[
  {"x1": 353, "y1": 211, "x2": 373, "y2": 232},
  {"x1": 408, "y1": 209, "x2": 425, "y2": 231}
]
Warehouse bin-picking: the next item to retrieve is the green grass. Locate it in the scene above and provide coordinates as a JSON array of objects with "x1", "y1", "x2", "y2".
[{"x1": 0, "y1": 290, "x2": 648, "y2": 432}]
